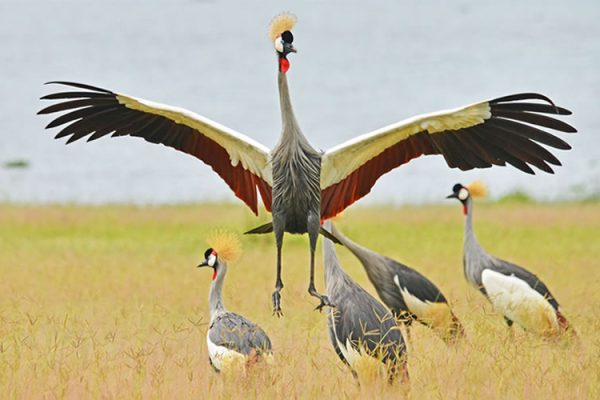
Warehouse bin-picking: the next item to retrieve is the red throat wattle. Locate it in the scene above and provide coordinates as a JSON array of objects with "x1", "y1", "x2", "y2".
[
  {"x1": 463, "y1": 204, "x2": 467, "y2": 215},
  {"x1": 279, "y1": 58, "x2": 290, "y2": 73},
  {"x1": 212, "y1": 269, "x2": 217, "y2": 281}
]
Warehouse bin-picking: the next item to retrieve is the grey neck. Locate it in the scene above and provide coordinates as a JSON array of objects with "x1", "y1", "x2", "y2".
[
  {"x1": 276, "y1": 72, "x2": 311, "y2": 149},
  {"x1": 464, "y1": 197, "x2": 480, "y2": 249},
  {"x1": 321, "y1": 221, "x2": 347, "y2": 289},
  {"x1": 330, "y1": 223, "x2": 387, "y2": 277},
  {"x1": 463, "y1": 197, "x2": 491, "y2": 284},
  {"x1": 209, "y1": 261, "x2": 228, "y2": 318}
]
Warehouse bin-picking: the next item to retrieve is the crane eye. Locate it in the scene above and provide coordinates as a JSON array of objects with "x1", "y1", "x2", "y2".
[
  {"x1": 458, "y1": 188, "x2": 469, "y2": 201},
  {"x1": 274, "y1": 37, "x2": 284, "y2": 53},
  {"x1": 281, "y1": 31, "x2": 293, "y2": 43}
]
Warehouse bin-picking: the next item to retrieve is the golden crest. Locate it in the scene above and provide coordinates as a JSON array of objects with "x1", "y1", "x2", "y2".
[
  {"x1": 206, "y1": 230, "x2": 242, "y2": 263},
  {"x1": 268, "y1": 12, "x2": 297, "y2": 41},
  {"x1": 466, "y1": 180, "x2": 488, "y2": 198}
]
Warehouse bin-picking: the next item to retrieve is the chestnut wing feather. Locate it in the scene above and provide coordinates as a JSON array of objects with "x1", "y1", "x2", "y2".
[
  {"x1": 39, "y1": 81, "x2": 273, "y2": 214},
  {"x1": 320, "y1": 93, "x2": 575, "y2": 219}
]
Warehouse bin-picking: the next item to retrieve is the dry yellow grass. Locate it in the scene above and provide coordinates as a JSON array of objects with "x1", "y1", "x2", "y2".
[{"x1": 0, "y1": 202, "x2": 599, "y2": 399}]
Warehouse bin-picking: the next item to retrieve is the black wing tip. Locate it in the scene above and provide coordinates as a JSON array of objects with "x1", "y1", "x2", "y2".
[
  {"x1": 561, "y1": 108, "x2": 573, "y2": 116},
  {"x1": 44, "y1": 80, "x2": 79, "y2": 86},
  {"x1": 491, "y1": 92, "x2": 554, "y2": 105},
  {"x1": 490, "y1": 92, "x2": 576, "y2": 117},
  {"x1": 42, "y1": 80, "x2": 113, "y2": 94}
]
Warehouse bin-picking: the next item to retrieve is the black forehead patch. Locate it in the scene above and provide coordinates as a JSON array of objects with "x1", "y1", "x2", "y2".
[
  {"x1": 204, "y1": 248, "x2": 214, "y2": 259},
  {"x1": 281, "y1": 30, "x2": 294, "y2": 43},
  {"x1": 452, "y1": 183, "x2": 463, "y2": 193}
]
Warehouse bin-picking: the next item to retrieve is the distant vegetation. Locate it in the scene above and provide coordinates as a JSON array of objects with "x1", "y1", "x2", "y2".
[
  {"x1": 492, "y1": 187, "x2": 600, "y2": 205},
  {"x1": 495, "y1": 190, "x2": 535, "y2": 204},
  {"x1": 2, "y1": 159, "x2": 29, "y2": 169}
]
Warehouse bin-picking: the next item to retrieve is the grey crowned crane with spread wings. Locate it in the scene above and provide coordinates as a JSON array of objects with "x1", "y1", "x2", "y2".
[
  {"x1": 447, "y1": 181, "x2": 575, "y2": 337},
  {"x1": 329, "y1": 223, "x2": 464, "y2": 344},
  {"x1": 38, "y1": 13, "x2": 576, "y2": 316},
  {"x1": 197, "y1": 234, "x2": 272, "y2": 372}
]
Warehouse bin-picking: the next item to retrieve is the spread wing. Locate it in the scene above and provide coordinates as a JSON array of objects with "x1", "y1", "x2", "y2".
[
  {"x1": 320, "y1": 93, "x2": 575, "y2": 219},
  {"x1": 38, "y1": 81, "x2": 273, "y2": 214}
]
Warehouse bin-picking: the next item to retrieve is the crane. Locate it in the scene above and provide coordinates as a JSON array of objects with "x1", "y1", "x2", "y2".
[
  {"x1": 447, "y1": 181, "x2": 574, "y2": 337},
  {"x1": 197, "y1": 233, "x2": 273, "y2": 371},
  {"x1": 329, "y1": 223, "x2": 464, "y2": 343},
  {"x1": 39, "y1": 13, "x2": 576, "y2": 316},
  {"x1": 321, "y1": 220, "x2": 408, "y2": 383}
]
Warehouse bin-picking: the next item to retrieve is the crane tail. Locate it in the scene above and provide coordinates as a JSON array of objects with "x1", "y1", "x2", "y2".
[
  {"x1": 244, "y1": 222, "x2": 274, "y2": 235},
  {"x1": 443, "y1": 313, "x2": 466, "y2": 345},
  {"x1": 320, "y1": 226, "x2": 342, "y2": 245},
  {"x1": 244, "y1": 222, "x2": 342, "y2": 244},
  {"x1": 556, "y1": 309, "x2": 576, "y2": 336}
]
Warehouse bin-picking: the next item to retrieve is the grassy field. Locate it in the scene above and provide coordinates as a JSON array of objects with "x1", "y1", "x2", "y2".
[{"x1": 0, "y1": 202, "x2": 599, "y2": 399}]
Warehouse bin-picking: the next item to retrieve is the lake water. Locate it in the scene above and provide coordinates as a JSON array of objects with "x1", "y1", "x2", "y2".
[{"x1": 0, "y1": 0, "x2": 598, "y2": 206}]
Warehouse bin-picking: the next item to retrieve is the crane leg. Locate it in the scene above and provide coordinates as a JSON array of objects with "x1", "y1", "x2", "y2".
[
  {"x1": 307, "y1": 214, "x2": 332, "y2": 311},
  {"x1": 272, "y1": 223, "x2": 285, "y2": 317}
]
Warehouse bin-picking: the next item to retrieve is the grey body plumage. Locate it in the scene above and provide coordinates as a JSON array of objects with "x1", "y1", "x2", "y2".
[
  {"x1": 322, "y1": 221, "x2": 407, "y2": 382},
  {"x1": 208, "y1": 312, "x2": 272, "y2": 372},
  {"x1": 264, "y1": 70, "x2": 330, "y2": 316},
  {"x1": 462, "y1": 195, "x2": 558, "y2": 306},
  {"x1": 271, "y1": 73, "x2": 322, "y2": 235},
  {"x1": 449, "y1": 183, "x2": 573, "y2": 335},
  {"x1": 330, "y1": 223, "x2": 464, "y2": 342},
  {"x1": 199, "y1": 249, "x2": 272, "y2": 371}
]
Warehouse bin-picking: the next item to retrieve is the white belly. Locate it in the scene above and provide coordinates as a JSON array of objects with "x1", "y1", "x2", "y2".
[
  {"x1": 481, "y1": 269, "x2": 559, "y2": 335},
  {"x1": 206, "y1": 334, "x2": 245, "y2": 372}
]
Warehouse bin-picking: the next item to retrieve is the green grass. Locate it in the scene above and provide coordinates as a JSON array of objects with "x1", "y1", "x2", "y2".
[{"x1": 0, "y1": 202, "x2": 599, "y2": 398}]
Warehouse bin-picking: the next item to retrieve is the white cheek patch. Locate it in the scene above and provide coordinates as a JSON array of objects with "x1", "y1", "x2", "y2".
[
  {"x1": 458, "y1": 188, "x2": 469, "y2": 201},
  {"x1": 274, "y1": 37, "x2": 283, "y2": 53},
  {"x1": 208, "y1": 254, "x2": 217, "y2": 267}
]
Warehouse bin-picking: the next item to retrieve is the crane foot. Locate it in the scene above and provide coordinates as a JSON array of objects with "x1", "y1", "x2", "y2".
[
  {"x1": 272, "y1": 290, "x2": 284, "y2": 317},
  {"x1": 314, "y1": 295, "x2": 334, "y2": 312}
]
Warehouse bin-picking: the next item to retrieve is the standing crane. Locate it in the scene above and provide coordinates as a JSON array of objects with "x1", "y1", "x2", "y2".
[
  {"x1": 38, "y1": 13, "x2": 576, "y2": 316},
  {"x1": 447, "y1": 181, "x2": 574, "y2": 337},
  {"x1": 329, "y1": 223, "x2": 464, "y2": 343},
  {"x1": 321, "y1": 220, "x2": 408, "y2": 383},
  {"x1": 197, "y1": 233, "x2": 273, "y2": 371}
]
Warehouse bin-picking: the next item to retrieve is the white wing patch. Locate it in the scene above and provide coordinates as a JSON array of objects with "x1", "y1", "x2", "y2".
[
  {"x1": 329, "y1": 308, "x2": 384, "y2": 378},
  {"x1": 481, "y1": 269, "x2": 559, "y2": 335},
  {"x1": 320, "y1": 101, "x2": 490, "y2": 189},
  {"x1": 206, "y1": 334, "x2": 246, "y2": 372},
  {"x1": 393, "y1": 275, "x2": 453, "y2": 331},
  {"x1": 116, "y1": 93, "x2": 273, "y2": 185}
]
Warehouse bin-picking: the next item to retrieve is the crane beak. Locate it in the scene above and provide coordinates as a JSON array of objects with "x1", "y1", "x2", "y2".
[
  {"x1": 197, "y1": 260, "x2": 209, "y2": 268},
  {"x1": 446, "y1": 193, "x2": 457, "y2": 199},
  {"x1": 283, "y1": 42, "x2": 297, "y2": 54}
]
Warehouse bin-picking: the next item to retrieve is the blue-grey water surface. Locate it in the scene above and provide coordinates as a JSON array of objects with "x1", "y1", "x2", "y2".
[{"x1": 0, "y1": 0, "x2": 598, "y2": 205}]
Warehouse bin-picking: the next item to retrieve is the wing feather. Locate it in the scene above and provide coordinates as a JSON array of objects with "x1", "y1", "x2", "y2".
[
  {"x1": 320, "y1": 93, "x2": 574, "y2": 219},
  {"x1": 39, "y1": 82, "x2": 273, "y2": 214}
]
